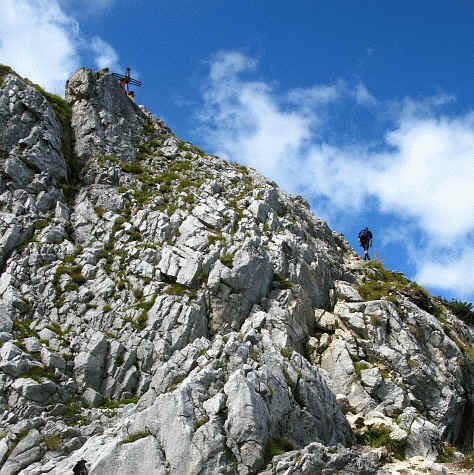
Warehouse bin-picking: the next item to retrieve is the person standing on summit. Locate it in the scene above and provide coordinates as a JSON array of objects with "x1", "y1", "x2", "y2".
[{"x1": 358, "y1": 227, "x2": 373, "y2": 261}]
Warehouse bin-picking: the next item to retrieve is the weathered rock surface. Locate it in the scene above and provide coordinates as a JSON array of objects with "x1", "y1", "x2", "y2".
[{"x1": 0, "y1": 66, "x2": 472, "y2": 474}]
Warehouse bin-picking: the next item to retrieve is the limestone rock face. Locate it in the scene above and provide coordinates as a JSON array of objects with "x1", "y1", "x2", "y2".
[
  {"x1": 0, "y1": 66, "x2": 472, "y2": 474},
  {"x1": 0, "y1": 74, "x2": 67, "y2": 183},
  {"x1": 66, "y1": 68, "x2": 142, "y2": 162}
]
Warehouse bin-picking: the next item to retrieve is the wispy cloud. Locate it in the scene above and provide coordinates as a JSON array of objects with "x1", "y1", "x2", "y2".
[
  {"x1": 91, "y1": 36, "x2": 121, "y2": 71},
  {"x1": 195, "y1": 50, "x2": 474, "y2": 298},
  {"x1": 355, "y1": 82, "x2": 378, "y2": 107},
  {"x1": 60, "y1": 0, "x2": 115, "y2": 15},
  {"x1": 0, "y1": 0, "x2": 120, "y2": 95}
]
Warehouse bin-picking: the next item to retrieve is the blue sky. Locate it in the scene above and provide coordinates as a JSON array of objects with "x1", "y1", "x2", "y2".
[{"x1": 1, "y1": 0, "x2": 473, "y2": 302}]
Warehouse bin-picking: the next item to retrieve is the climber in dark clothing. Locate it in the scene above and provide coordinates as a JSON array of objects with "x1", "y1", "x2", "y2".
[
  {"x1": 72, "y1": 459, "x2": 88, "y2": 475},
  {"x1": 358, "y1": 227, "x2": 373, "y2": 261}
]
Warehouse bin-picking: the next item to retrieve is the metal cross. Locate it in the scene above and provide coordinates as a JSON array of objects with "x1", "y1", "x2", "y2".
[{"x1": 112, "y1": 67, "x2": 142, "y2": 94}]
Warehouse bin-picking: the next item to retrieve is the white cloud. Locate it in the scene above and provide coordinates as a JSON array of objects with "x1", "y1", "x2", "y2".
[
  {"x1": 208, "y1": 51, "x2": 257, "y2": 82},
  {"x1": 372, "y1": 115, "x2": 474, "y2": 243},
  {"x1": 0, "y1": 0, "x2": 120, "y2": 95},
  {"x1": 0, "y1": 0, "x2": 81, "y2": 94},
  {"x1": 415, "y1": 247, "x2": 474, "y2": 297},
  {"x1": 196, "y1": 50, "x2": 474, "y2": 298},
  {"x1": 91, "y1": 36, "x2": 120, "y2": 71}
]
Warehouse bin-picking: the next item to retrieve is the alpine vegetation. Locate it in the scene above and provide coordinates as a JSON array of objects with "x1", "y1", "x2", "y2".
[{"x1": 0, "y1": 66, "x2": 472, "y2": 474}]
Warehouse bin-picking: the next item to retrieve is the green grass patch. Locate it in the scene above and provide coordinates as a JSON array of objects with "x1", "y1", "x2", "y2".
[
  {"x1": 356, "y1": 425, "x2": 404, "y2": 461},
  {"x1": 354, "y1": 362, "x2": 370, "y2": 378},
  {"x1": 163, "y1": 283, "x2": 192, "y2": 297},
  {"x1": 44, "y1": 434, "x2": 62, "y2": 451},
  {"x1": 249, "y1": 347, "x2": 259, "y2": 362},
  {"x1": 194, "y1": 417, "x2": 209, "y2": 430},
  {"x1": 166, "y1": 375, "x2": 185, "y2": 392},
  {"x1": 121, "y1": 431, "x2": 150, "y2": 444},
  {"x1": 12, "y1": 319, "x2": 37, "y2": 339},
  {"x1": 46, "y1": 322, "x2": 63, "y2": 336},
  {"x1": 120, "y1": 161, "x2": 143, "y2": 174},
  {"x1": 33, "y1": 219, "x2": 49, "y2": 231},
  {"x1": 282, "y1": 368, "x2": 296, "y2": 391},
  {"x1": 264, "y1": 438, "x2": 295, "y2": 464},
  {"x1": 208, "y1": 233, "x2": 225, "y2": 246},
  {"x1": 20, "y1": 365, "x2": 59, "y2": 384},
  {"x1": 274, "y1": 273, "x2": 293, "y2": 289}
]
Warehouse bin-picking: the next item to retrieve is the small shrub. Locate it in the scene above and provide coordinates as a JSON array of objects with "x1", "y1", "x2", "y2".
[
  {"x1": 71, "y1": 272, "x2": 87, "y2": 285},
  {"x1": 445, "y1": 299, "x2": 473, "y2": 326},
  {"x1": 264, "y1": 438, "x2": 295, "y2": 464},
  {"x1": 120, "y1": 161, "x2": 143, "y2": 174},
  {"x1": 183, "y1": 194, "x2": 194, "y2": 204},
  {"x1": 46, "y1": 322, "x2": 63, "y2": 335},
  {"x1": 127, "y1": 231, "x2": 142, "y2": 242},
  {"x1": 120, "y1": 395, "x2": 139, "y2": 405},
  {"x1": 117, "y1": 280, "x2": 127, "y2": 290},
  {"x1": 131, "y1": 310, "x2": 148, "y2": 331},
  {"x1": 94, "y1": 206, "x2": 105, "y2": 218},
  {"x1": 356, "y1": 425, "x2": 404, "y2": 461},
  {"x1": 280, "y1": 347, "x2": 292, "y2": 359},
  {"x1": 219, "y1": 254, "x2": 234, "y2": 268},
  {"x1": 208, "y1": 233, "x2": 224, "y2": 246},
  {"x1": 64, "y1": 282, "x2": 79, "y2": 292},
  {"x1": 274, "y1": 273, "x2": 293, "y2": 289},
  {"x1": 133, "y1": 288, "x2": 143, "y2": 300},
  {"x1": 436, "y1": 444, "x2": 457, "y2": 463},
  {"x1": 100, "y1": 399, "x2": 121, "y2": 410},
  {"x1": 163, "y1": 283, "x2": 188, "y2": 297},
  {"x1": 21, "y1": 366, "x2": 59, "y2": 384},
  {"x1": 103, "y1": 304, "x2": 112, "y2": 313},
  {"x1": 33, "y1": 219, "x2": 49, "y2": 231}
]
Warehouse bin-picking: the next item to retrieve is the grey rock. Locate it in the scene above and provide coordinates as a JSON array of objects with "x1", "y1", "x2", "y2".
[
  {"x1": 0, "y1": 302, "x2": 13, "y2": 333},
  {"x1": 0, "y1": 65, "x2": 471, "y2": 475},
  {"x1": 0, "y1": 74, "x2": 67, "y2": 182},
  {"x1": 66, "y1": 68, "x2": 146, "y2": 161},
  {"x1": 334, "y1": 280, "x2": 363, "y2": 302},
  {"x1": 11, "y1": 378, "x2": 58, "y2": 404},
  {"x1": 0, "y1": 429, "x2": 44, "y2": 475}
]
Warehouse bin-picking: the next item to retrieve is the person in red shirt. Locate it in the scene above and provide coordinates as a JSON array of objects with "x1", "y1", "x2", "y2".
[{"x1": 119, "y1": 79, "x2": 126, "y2": 95}]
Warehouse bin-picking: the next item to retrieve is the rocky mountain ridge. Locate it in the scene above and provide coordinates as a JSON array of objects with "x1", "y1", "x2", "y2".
[{"x1": 0, "y1": 66, "x2": 472, "y2": 474}]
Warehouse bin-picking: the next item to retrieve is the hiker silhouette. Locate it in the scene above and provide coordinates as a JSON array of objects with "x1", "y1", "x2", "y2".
[
  {"x1": 72, "y1": 459, "x2": 88, "y2": 475},
  {"x1": 358, "y1": 227, "x2": 373, "y2": 261}
]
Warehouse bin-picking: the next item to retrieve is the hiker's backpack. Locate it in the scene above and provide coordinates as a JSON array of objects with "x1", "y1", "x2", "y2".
[{"x1": 359, "y1": 228, "x2": 369, "y2": 240}]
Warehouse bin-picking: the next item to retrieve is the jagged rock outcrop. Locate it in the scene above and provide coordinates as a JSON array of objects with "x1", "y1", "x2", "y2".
[{"x1": 0, "y1": 66, "x2": 472, "y2": 474}]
